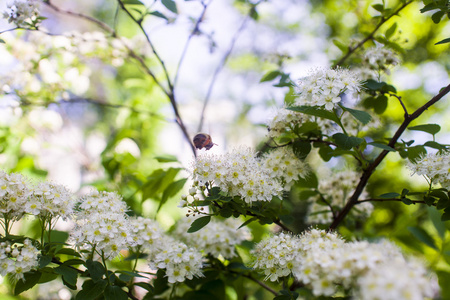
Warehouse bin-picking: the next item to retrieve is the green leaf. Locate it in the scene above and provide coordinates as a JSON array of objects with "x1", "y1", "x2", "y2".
[
  {"x1": 407, "y1": 226, "x2": 438, "y2": 250},
  {"x1": 104, "y1": 285, "x2": 128, "y2": 300},
  {"x1": 199, "y1": 280, "x2": 225, "y2": 300},
  {"x1": 318, "y1": 144, "x2": 333, "y2": 161},
  {"x1": 436, "y1": 37, "x2": 450, "y2": 45},
  {"x1": 420, "y1": 3, "x2": 439, "y2": 13},
  {"x1": 39, "y1": 255, "x2": 53, "y2": 268},
  {"x1": 134, "y1": 282, "x2": 154, "y2": 292},
  {"x1": 162, "y1": 0, "x2": 178, "y2": 13},
  {"x1": 342, "y1": 106, "x2": 372, "y2": 125},
  {"x1": 154, "y1": 269, "x2": 169, "y2": 295},
  {"x1": 424, "y1": 141, "x2": 447, "y2": 150},
  {"x1": 332, "y1": 39, "x2": 348, "y2": 52},
  {"x1": 187, "y1": 216, "x2": 211, "y2": 233},
  {"x1": 149, "y1": 11, "x2": 169, "y2": 20},
  {"x1": 408, "y1": 124, "x2": 441, "y2": 135},
  {"x1": 38, "y1": 269, "x2": 59, "y2": 284},
  {"x1": 432, "y1": 11, "x2": 445, "y2": 23},
  {"x1": 369, "y1": 142, "x2": 396, "y2": 151},
  {"x1": 0, "y1": 39, "x2": 5, "y2": 44},
  {"x1": 407, "y1": 145, "x2": 427, "y2": 163},
  {"x1": 287, "y1": 106, "x2": 339, "y2": 123},
  {"x1": 14, "y1": 271, "x2": 42, "y2": 295},
  {"x1": 154, "y1": 155, "x2": 178, "y2": 163},
  {"x1": 364, "y1": 79, "x2": 386, "y2": 91},
  {"x1": 158, "y1": 178, "x2": 187, "y2": 212},
  {"x1": 56, "y1": 247, "x2": 82, "y2": 257},
  {"x1": 85, "y1": 259, "x2": 106, "y2": 282},
  {"x1": 437, "y1": 271, "x2": 450, "y2": 299},
  {"x1": 238, "y1": 217, "x2": 258, "y2": 229},
  {"x1": 54, "y1": 265, "x2": 78, "y2": 287},
  {"x1": 428, "y1": 206, "x2": 446, "y2": 239},
  {"x1": 75, "y1": 279, "x2": 107, "y2": 300},
  {"x1": 122, "y1": 0, "x2": 144, "y2": 5},
  {"x1": 372, "y1": 4, "x2": 384, "y2": 12},
  {"x1": 385, "y1": 22, "x2": 397, "y2": 39},
  {"x1": 295, "y1": 172, "x2": 318, "y2": 189},
  {"x1": 260, "y1": 70, "x2": 282, "y2": 82},
  {"x1": 333, "y1": 133, "x2": 364, "y2": 150},
  {"x1": 442, "y1": 211, "x2": 450, "y2": 221},
  {"x1": 292, "y1": 140, "x2": 311, "y2": 159},
  {"x1": 63, "y1": 259, "x2": 85, "y2": 266},
  {"x1": 379, "y1": 192, "x2": 400, "y2": 199}
]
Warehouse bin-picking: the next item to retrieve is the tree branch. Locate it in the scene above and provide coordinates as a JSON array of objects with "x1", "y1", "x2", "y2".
[
  {"x1": 329, "y1": 83, "x2": 450, "y2": 230},
  {"x1": 357, "y1": 198, "x2": 426, "y2": 205},
  {"x1": 45, "y1": 1, "x2": 115, "y2": 34},
  {"x1": 333, "y1": 0, "x2": 413, "y2": 67},
  {"x1": 173, "y1": 1, "x2": 209, "y2": 88},
  {"x1": 116, "y1": 0, "x2": 173, "y2": 92},
  {"x1": 197, "y1": 4, "x2": 255, "y2": 132}
]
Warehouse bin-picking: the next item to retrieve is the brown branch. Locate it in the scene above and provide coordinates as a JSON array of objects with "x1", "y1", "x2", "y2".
[
  {"x1": 388, "y1": 93, "x2": 409, "y2": 116},
  {"x1": 116, "y1": 0, "x2": 173, "y2": 91},
  {"x1": 333, "y1": 0, "x2": 413, "y2": 67},
  {"x1": 116, "y1": 0, "x2": 196, "y2": 155},
  {"x1": 228, "y1": 270, "x2": 278, "y2": 296},
  {"x1": 357, "y1": 198, "x2": 426, "y2": 205},
  {"x1": 44, "y1": 1, "x2": 115, "y2": 34},
  {"x1": 329, "y1": 83, "x2": 450, "y2": 230},
  {"x1": 173, "y1": 1, "x2": 209, "y2": 88},
  {"x1": 197, "y1": 5, "x2": 254, "y2": 132}
]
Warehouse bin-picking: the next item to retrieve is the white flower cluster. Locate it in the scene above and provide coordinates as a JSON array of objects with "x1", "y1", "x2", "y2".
[
  {"x1": 407, "y1": 152, "x2": 450, "y2": 189},
  {"x1": 363, "y1": 47, "x2": 400, "y2": 75},
  {"x1": 27, "y1": 182, "x2": 75, "y2": 221},
  {"x1": 129, "y1": 216, "x2": 204, "y2": 283},
  {"x1": 0, "y1": 170, "x2": 32, "y2": 220},
  {"x1": 306, "y1": 170, "x2": 373, "y2": 224},
  {"x1": 261, "y1": 147, "x2": 310, "y2": 190},
  {"x1": 267, "y1": 107, "x2": 309, "y2": 138},
  {"x1": 174, "y1": 218, "x2": 251, "y2": 258},
  {"x1": 192, "y1": 147, "x2": 283, "y2": 204},
  {"x1": 252, "y1": 229, "x2": 434, "y2": 299},
  {"x1": 149, "y1": 238, "x2": 203, "y2": 284},
  {"x1": 295, "y1": 68, "x2": 362, "y2": 110},
  {"x1": 252, "y1": 232, "x2": 301, "y2": 281},
  {"x1": 129, "y1": 216, "x2": 166, "y2": 251},
  {"x1": 0, "y1": 239, "x2": 40, "y2": 281},
  {"x1": 0, "y1": 170, "x2": 75, "y2": 223},
  {"x1": 2, "y1": 0, "x2": 40, "y2": 27},
  {"x1": 1, "y1": 31, "x2": 135, "y2": 102},
  {"x1": 70, "y1": 190, "x2": 135, "y2": 259}
]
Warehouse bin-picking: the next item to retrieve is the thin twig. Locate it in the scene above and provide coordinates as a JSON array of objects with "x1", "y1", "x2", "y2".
[
  {"x1": 45, "y1": 0, "x2": 115, "y2": 34},
  {"x1": 197, "y1": 6, "x2": 253, "y2": 132},
  {"x1": 116, "y1": 0, "x2": 173, "y2": 91},
  {"x1": 318, "y1": 194, "x2": 337, "y2": 220},
  {"x1": 332, "y1": 0, "x2": 413, "y2": 67},
  {"x1": 273, "y1": 218, "x2": 294, "y2": 233},
  {"x1": 228, "y1": 270, "x2": 278, "y2": 296},
  {"x1": 357, "y1": 198, "x2": 426, "y2": 205},
  {"x1": 329, "y1": 83, "x2": 450, "y2": 230},
  {"x1": 0, "y1": 27, "x2": 19, "y2": 35},
  {"x1": 116, "y1": 0, "x2": 196, "y2": 155},
  {"x1": 173, "y1": 0, "x2": 209, "y2": 88},
  {"x1": 388, "y1": 93, "x2": 408, "y2": 116}
]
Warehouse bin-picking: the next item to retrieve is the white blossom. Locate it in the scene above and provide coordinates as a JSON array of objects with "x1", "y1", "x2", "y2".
[
  {"x1": 2, "y1": 0, "x2": 41, "y2": 27},
  {"x1": 0, "y1": 239, "x2": 40, "y2": 282},
  {"x1": 295, "y1": 68, "x2": 362, "y2": 110},
  {"x1": 174, "y1": 218, "x2": 251, "y2": 258},
  {"x1": 191, "y1": 147, "x2": 283, "y2": 204},
  {"x1": 407, "y1": 152, "x2": 450, "y2": 189},
  {"x1": 69, "y1": 190, "x2": 135, "y2": 259}
]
